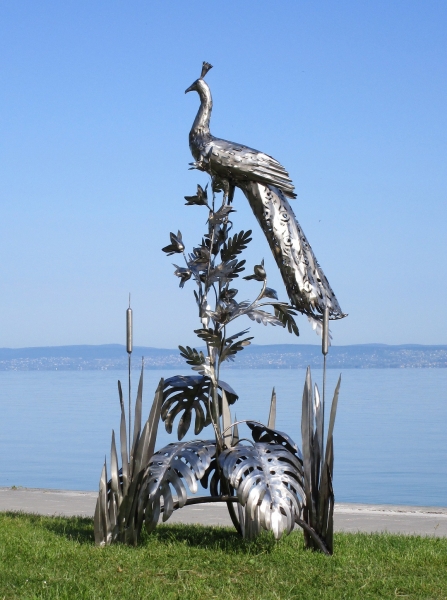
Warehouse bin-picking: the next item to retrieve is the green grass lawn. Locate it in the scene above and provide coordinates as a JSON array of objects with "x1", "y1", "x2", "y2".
[{"x1": 0, "y1": 512, "x2": 446, "y2": 599}]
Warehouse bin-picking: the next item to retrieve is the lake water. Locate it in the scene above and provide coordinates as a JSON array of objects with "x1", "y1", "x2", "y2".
[{"x1": 1, "y1": 368, "x2": 446, "y2": 507}]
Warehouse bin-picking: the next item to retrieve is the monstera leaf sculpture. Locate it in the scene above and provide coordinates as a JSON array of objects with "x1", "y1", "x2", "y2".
[
  {"x1": 140, "y1": 440, "x2": 216, "y2": 532},
  {"x1": 161, "y1": 375, "x2": 238, "y2": 439},
  {"x1": 219, "y1": 442, "x2": 305, "y2": 540}
]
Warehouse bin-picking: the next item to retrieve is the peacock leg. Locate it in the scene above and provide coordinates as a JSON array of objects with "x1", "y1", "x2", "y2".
[{"x1": 228, "y1": 183, "x2": 235, "y2": 204}]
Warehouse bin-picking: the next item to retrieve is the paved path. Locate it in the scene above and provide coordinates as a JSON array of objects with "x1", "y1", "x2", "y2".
[{"x1": 1, "y1": 487, "x2": 447, "y2": 537}]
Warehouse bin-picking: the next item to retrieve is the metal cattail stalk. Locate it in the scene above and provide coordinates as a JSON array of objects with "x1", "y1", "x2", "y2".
[
  {"x1": 126, "y1": 294, "x2": 133, "y2": 457},
  {"x1": 321, "y1": 306, "x2": 329, "y2": 466}
]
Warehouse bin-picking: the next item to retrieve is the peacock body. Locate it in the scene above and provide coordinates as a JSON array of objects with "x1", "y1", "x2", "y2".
[{"x1": 185, "y1": 62, "x2": 345, "y2": 323}]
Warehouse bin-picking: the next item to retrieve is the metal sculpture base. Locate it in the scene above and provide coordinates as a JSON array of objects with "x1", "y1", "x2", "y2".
[{"x1": 94, "y1": 366, "x2": 340, "y2": 555}]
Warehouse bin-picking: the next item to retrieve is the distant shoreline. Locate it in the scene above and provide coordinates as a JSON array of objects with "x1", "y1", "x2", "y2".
[{"x1": 1, "y1": 343, "x2": 446, "y2": 370}]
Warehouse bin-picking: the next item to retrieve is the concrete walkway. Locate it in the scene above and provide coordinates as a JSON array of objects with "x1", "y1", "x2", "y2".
[{"x1": 1, "y1": 487, "x2": 447, "y2": 537}]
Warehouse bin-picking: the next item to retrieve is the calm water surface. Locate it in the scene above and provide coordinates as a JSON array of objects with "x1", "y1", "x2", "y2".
[{"x1": 1, "y1": 368, "x2": 446, "y2": 506}]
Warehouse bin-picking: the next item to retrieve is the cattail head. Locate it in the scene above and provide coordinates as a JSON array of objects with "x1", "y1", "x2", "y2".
[
  {"x1": 322, "y1": 306, "x2": 329, "y2": 356},
  {"x1": 126, "y1": 295, "x2": 133, "y2": 354}
]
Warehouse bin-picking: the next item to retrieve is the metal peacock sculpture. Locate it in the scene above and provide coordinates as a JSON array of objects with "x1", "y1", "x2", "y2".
[
  {"x1": 94, "y1": 64, "x2": 344, "y2": 555},
  {"x1": 185, "y1": 62, "x2": 346, "y2": 327}
]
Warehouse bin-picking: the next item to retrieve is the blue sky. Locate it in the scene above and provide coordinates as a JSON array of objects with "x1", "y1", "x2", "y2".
[{"x1": 0, "y1": 1, "x2": 446, "y2": 348}]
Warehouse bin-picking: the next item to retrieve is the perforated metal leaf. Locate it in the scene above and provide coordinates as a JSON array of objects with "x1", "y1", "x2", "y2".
[
  {"x1": 161, "y1": 375, "x2": 238, "y2": 440},
  {"x1": 247, "y1": 422, "x2": 303, "y2": 461},
  {"x1": 139, "y1": 440, "x2": 216, "y2": 532},
  {"x1": 219, "y1": 442, "x2": 305, "y2": 540}
]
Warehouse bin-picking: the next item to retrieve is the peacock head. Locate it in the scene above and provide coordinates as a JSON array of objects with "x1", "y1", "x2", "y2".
[{"x1": 185, "y1": 61, "x2": 213, "y2": 95}]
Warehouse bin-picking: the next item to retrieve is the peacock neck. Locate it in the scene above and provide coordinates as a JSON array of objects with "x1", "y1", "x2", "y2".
[{"x1": 190, "y1": 82, "x2": 212, "y2": 136}]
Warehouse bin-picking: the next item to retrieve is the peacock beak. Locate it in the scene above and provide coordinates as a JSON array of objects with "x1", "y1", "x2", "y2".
[{"x1": 185, "y1": 83, "x2": 196, "y2": 94}]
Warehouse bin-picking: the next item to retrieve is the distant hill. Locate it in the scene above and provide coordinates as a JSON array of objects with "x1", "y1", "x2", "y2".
[{"x1": 0, "y1": 343, "x2": 446, "y2": 370}]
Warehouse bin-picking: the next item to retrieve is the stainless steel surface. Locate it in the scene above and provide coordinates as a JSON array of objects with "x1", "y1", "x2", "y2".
[
  {"x1": 301, "y1": 367, "x2": 341, "y2": 553},
  {"x1": 267, "y1": 387, "x2": 276, "y2": 429},
  {"x1": 322, "y1": 306, "x2": 329, "y2": 470},
  {"x1": 322, "y1": 306, "x2": 329, "y2": 356},
  {"x1": 94, "y1": 373, "x2": 164, "y2": 545},
  {"x1": 126, "y1": 302, "x2": 133, "y2": 454},
  {"x1": 126, "y1": 306, "x2": 132, "y2": 354},
  {"x1": 185, "y1": 62, "x2": 345, "y2": 324},
  {"x1": 219, "y1": 442, "x2": 305, "y2": 540},
  {"x1": 141, "y1": 440, "x2": 216, "y2": 532},
  {"x1": 93, "y1": 66, "x2": 347, "y2": 550}
]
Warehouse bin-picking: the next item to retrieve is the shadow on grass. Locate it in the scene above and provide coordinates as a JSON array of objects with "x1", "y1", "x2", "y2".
[
  {"x1": 143, "y1": 523, "x2": 279, "y2": 554},
  {"x1": 2, "y1": 511, "x2": 281, "y2": 554},
  {"x1": 3, "y1": 511, "x2": 95, "y2": 545}
]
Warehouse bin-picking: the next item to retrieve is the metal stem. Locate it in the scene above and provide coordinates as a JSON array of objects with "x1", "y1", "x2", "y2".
[
  {"x1": 126, "y1": 297, "x2": 133, "y2": 459},
  {"x1": 322, "y1": 353, "x2": 326, "y2": 466},
  {"x1": 322, "y1": 306, "x2": 329, "y2": 469},
  {"x1": 296, "y1": 517, "x2": 331, "y2": 555},
  {"x1": 169, "y1": 495, "x2": 238, "y2": 509},
  {"x1": 128, "y1": 353, "x2": 131, "y2": 458}
]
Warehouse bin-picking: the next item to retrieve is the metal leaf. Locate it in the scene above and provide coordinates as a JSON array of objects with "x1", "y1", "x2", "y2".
[
  {"x1": 161, "y1": 375, "x2": 238, "y2": 440},
  {"x1": 246, "y1": 308, "x2": 283, "y2": 327},
  {"x1": 299, "y1": 367, "x2": 341, "y2": 554},
  {"x1": 146, "y1": 378, "x2": 165, "y2": 461},
  {"x1": 243, "y1": 260, "x2": 266, "y2": 281},
  {"x1": 240, "y1": 504, "x2": 261, "y2": 540},
  {"x1": 272, "y1": 303, "x2": 299, "y2": 336},
  {"x1": 208, "y1": 259, "x2": 246, "y2": 284},
  {"x1": 132, "y1": 364, "x2": 144, "y2": 458},
  {"x1": 118, "y1": 382, "x2": 129, "y2": 495},
  {"x1": 261, "y1": 287, "x2": 278, "y2": 300},
  {"x1": 221, "y1": 390, "x2": 232, "y2": 448},
  {"x1": 184, "y1": 183, "x2": 208, "y2": 206},
  {"x1": 194, "y1": 327, "x2": 222, "y2": 348},
  {"x1": 247, "y1": 422, "x2": 302, "y2": 461},
  {"x1": 93, "y1": 461, "x2": 109, "y2": 546},
  {"x1": 178, "y1": 345, "x2": 206, "y2": 368},
  {"x1": 301, "y1": 367, "x2": 316, "y2": 525},
  {"x1": 219, "y1": 442, "x2": 305, "y2": 540},
  {"x1": 208, "y1": 204, "x2": 235, "y2": 225},
  {"x1": 173, "y1": 265, "x2": 192, "y2": 287},
  {"x1": 325, "y1": 375, "x2": 341, "y2": 470},
  {"x1": 267, "y1": 388, "x2": 276, "y2": 429},
  {"x1": 232, "y1": 414, "x2": 240, "y2": 447},
  {"x1": 225, "y1": 328, "x2": 251, "y2": 343},
  {"x1": 199, "y1": 456, "x2": 219, "y2": 494},
  {"x1": 220, "y1": 230, "x2": 252, "y2": 261},
  {"x1": 220, "y1": 336, "x2": 253, "y2": 363},
  {"x1": 314, "y1": 384, "x2": 323, "y2": 467},
  {"x1": 110, "y1": 431, "x2": 121, "y2": 504},
  {"x1": 140, "y1": 440, "x2": 216, "y2": 532},
  {"x1": 162, "y1": 230, "x2": 185, "y2": 255},
  {"x1": 95, "y1": 376, "x2": 164, "y2": 546}
]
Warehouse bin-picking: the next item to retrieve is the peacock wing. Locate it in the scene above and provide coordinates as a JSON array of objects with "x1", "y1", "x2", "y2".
[{"x1": 204, "y1": 137, "x2": 296, "y2": 198}]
